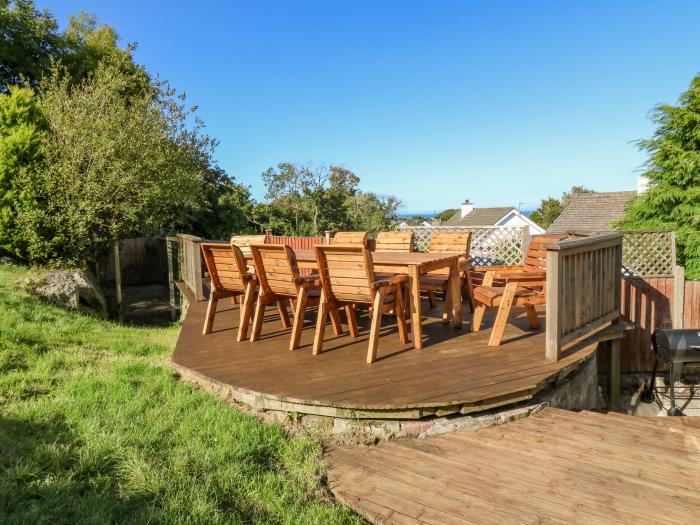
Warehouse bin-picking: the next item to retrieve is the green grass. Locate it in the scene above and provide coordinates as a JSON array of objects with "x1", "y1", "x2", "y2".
[{"x1": 0, "y1": 264, "x2": 360, "y2": 524}]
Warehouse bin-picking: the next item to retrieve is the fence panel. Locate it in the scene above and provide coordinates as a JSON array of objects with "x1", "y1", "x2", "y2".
[
  {"x1": 684, "y1": 280, "x2": 700, "y2": 329},
  {"x1": 265, "y1": 234, "x2": 325, "y2": 250},
  {"x1": 178, "y1": 234, "x2": 204, "y2": 301},
  {"x1": 621, "y1": 230, "x2": 675, "y2": 277},
  {"x1": 399, "y1": 225, "x2": 527, "y2": 266}
]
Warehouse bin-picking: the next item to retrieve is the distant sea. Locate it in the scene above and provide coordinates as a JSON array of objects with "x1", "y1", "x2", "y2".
[{"x1": 399, "y1": 209, "x2": 535, "y2": 219}]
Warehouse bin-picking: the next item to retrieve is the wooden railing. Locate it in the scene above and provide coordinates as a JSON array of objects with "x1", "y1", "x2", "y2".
[
  {"x1": 177, "y1": 234, "x2": 204, "y2": 301},
  {"x1": 545, "y1": 233, "x2": 623, "y2": 361}
]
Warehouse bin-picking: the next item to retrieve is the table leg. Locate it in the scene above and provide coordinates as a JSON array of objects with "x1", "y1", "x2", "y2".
[
  {"x1": 449, "y1": 259, "x2": 462, "y2": 329},
  {"x1": 409, "y1": 264, "x2": 422, "y2": 349}
]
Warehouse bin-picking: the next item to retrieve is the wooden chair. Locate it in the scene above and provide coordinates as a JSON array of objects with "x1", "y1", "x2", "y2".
[
  {"x1": 313, "y1": 245, "x2": 409, "y2": 364},
  {"x1": 471, "y1": 234, "x2": 567, "y2": 346},
  {"x1": 375, "y1": 231, "x2": 414, "y2": 252},
  {"x1": 332, "y1": 231, "x2": 368, "y2": 247},
  {"x1": 249, "y1": 244, "x2": 341, "y2": 349},
  {"x1": 419, "y1": 231, "x2": 474, "y2": 320},
  {"x1": 230, "y1": 234, "x2": 267, "y2": 253},
  {"x1": 200, "y1": 243, "x2": 256, "y2": 341}
]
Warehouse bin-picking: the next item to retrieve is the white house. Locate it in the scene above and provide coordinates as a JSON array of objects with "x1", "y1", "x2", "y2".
[{"x1": 442, "y1": 200, "x2": 545, "y2": 235}]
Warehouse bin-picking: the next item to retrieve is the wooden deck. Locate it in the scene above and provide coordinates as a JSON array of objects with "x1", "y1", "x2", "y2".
[
  {"x1": 173, "y1": 287, "x2": 599, "y2": 419},
  {"x1": 328, "y1": 408, "x2": 700, "y2": 524}
]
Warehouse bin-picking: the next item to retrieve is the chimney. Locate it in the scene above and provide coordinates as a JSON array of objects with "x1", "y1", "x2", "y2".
[
  {"x1": 637, "y1": 176, "x2": 650, "y2": 195},
  {"x1": 460, "y1": 200, "x2": 474, "y2": 218}
]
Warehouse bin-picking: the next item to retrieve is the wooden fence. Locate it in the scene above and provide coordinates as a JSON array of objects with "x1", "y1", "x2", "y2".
[
  {"x1": 619, "y1": 270, "x2": 700, "y2": 371},
  {"x1": 545, "y1": 233, "x2": 623, "y2": 361}
]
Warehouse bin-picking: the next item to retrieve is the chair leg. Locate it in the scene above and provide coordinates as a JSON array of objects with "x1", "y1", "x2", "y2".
[
  {"x1": 289, "y1": 286, "x2": 309, "y2": 351},
  {"x1": 237, "y1": 282, "x2": 255, "y2": 342},
  {"x1": 346, "y1": 305, "x2": 359, "y2": 338},
  {"x1": 395, "y1": 285, "x2": 409, "y2": 345},
  {"x1": 442, "y1": 287, "x2": 451, "y2": 324},
  {"x1": 203, "y1": 294, "x2": 218, "y2": 335},
  {"x1": 525, "y1": 305, "x2": 541, "y2": 329},
  {"x1": 367, "y1": 288, "x2": 386, "y2": 363},
  {"x1": 250, "y1": 291, "x2": 267, "y2": 342},
  {"x1": 471, "y1": 304, "x2": 487, "y2": 332},
  {"x1": 488, "y1": 282, "x2": 517, "y2": 347},
  {"x1": 276, "y1": 299, "x2": 291, "y2": 329},
  {"x1": 231, "y1": 295, "x2": 238, "y2": 305},
  {"x1": 313, "y1": 291, "x2": 328, "y2": 356},
  {"x1": 329, "y1": 305, "x2": 343, "y2": 336},
  {"x1": 428, "y1": 291, "x2": 437, "y2": 309}
]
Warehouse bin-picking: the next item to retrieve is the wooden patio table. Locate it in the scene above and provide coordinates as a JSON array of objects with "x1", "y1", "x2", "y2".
[{"x1": 244, "y1": 250, "x2": 463, "y2": 349}]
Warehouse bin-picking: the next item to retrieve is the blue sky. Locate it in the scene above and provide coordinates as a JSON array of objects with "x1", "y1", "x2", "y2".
[{"x1": 41, "y1": 1, "x2": 700, "y2": 213}]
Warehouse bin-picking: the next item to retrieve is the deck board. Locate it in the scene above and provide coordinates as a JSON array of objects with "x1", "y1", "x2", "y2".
[
  {"x1": 328, "y1": 408, "x2": 700, "y2": 524},
  {"x1": 172, "y1": 296, "x2": 597, "y2": 418}
]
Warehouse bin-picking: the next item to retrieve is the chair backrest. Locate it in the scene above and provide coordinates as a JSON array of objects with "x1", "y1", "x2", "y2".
[
  {"x1": 332, "y1": 231, "x2": 368, "y2": 247},
  {"x1": 375, "y1": 231, "x2": 414, "y2": 252},
  {"x1": 315, "y1": 245, "x2": 375, "y2": 304},
  {"x1": 428, "y1": 231, "x2": 472, "y2": 276},
  {"x1": 250, "y1": 244, "x2": 300, "y2": 297},
  {"x1": 201, "y1": 243, "x2": 248, "y2": 293},
  {"x1": 230, "y1": 235, "x2": 267, "y2": 254},
  {"x1": 523, "y1": 234, "x2": 568, "y2": 272}
]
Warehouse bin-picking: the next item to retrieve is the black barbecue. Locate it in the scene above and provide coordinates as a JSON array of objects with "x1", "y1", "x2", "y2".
[{"x1": 641, "y1": 328, "x2": 700, "y2": 415}]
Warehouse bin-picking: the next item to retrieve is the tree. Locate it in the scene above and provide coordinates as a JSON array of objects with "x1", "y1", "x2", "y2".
[
  {"x1": 176, "y1": 166, "x2": 254, "y2": 240},
  {"x1": 0, "y1": 86, "x2": 45, "y2": 257},
  {"x1": 17, "y1": 61, "x2": 211, "y2": 264},
  {"x1": 260, "y1": 162, "x2": 400, "y2": 236},
  {"x1": 0, "y1": 0, "x2": 61, "y2": 90},
  {"x1": 530, "y1": 186, "x2": 592, "y2": 228},
  {"x1": 435, "y1": 208, "x2": 458, "y2": 222},
  {"x1": 345, "y1": 192, "x2": 401, "y2": 236},
  {"x1": 618, "y1": 74, "x2": 700, "y2": 279},
  {"x1": 0, "y1": 1, "x2": 147, "y2": 92}
]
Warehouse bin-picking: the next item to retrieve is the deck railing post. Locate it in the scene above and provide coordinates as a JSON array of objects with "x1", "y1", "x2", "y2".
[
  {"x1": 325, "y1": 230, "x2": 333, "y2": 244},
  {"x1": 545, "y1": 246, "x2": 562, "y2": 361},
  {"x1": 520, "y1": 227, "x2": 531, "y2": 264}
]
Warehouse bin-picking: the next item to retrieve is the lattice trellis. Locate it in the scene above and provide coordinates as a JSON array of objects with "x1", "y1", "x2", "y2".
[
  {"x1": 621, "y1": 230, "x2": 675, "y2": 277},
  {"x1": 400, "y1": 225, "x2": 527, "y2": 266}
]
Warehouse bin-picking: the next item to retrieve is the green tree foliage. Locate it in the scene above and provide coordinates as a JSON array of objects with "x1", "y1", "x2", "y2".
[
  {"x1": 177, "y1": 166, "x2": 254, "y2": 240},
  {"x1": 530, "y1": 186, "x2": 593, "y2": 228},
  {"x1": 618, "y1": 74, "x2": 700, "y2": 279},
  {"x1": 0, "y1": 86, "x2": 45, "y2": 257},
  {"x1": 0, "y1": 1, "x2": 148, "y2": 91},
  {"x1": 435, "y1": 208, "x2": 458, "y2": 222},
  {"x1": 259, "y1": 162, "x2": 400, "y2": 236},
  {"x1": 17, "y1": 62, "x2": 211, "y2": 264},
  {"x1": 0, "y1": 0, "x2": 61, "y2": 90}
]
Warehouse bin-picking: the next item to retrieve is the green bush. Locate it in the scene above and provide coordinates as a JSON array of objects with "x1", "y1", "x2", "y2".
[{"x1": 0, "y1": 86, "x2": 45, "y2": 258}]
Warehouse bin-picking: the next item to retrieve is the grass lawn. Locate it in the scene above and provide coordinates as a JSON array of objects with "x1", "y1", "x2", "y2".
[{"x1": 0, "y1": 264, "x2": 360, "y2": 524}]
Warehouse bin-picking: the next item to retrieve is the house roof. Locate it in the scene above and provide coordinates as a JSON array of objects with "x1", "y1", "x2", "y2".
[
  {"x1": 443, "y1": 207, "x2": 514, "y2": 226},
  {"x1": 547, "y1": 191, "x2": 636, "y2": 234}
]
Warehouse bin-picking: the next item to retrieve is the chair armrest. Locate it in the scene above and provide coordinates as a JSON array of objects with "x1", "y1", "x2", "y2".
[
  {"x1": 490, "y1": 270, "x2": 546, "y2": 281},
  {"x1": 473, "y1": 265, "x2": 524, "y2": 273},
  {"x1": 373, "y1": 274, "x2": 409, "y2": 290},
  {"x1": 294, "y1": 276, "x2": 320, "y2": 287}
]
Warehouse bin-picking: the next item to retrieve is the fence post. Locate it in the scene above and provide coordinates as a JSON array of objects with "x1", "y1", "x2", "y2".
[
  {"x1": 265, "y1": 229, "x2": 272, "y2": 243},
  {"x1": 520, "y1": 227, "x2": 531, "y2": 264},
  {"x1": 672, "y1": 265, "x2": 685, "y2": 329},
  {"x1": 113, "y1": 240, "x2": 123, "y2": 322},
  {"x1": 545, "y1": 246, "x2": 561, "y2": 361},
  {"x1": 324, "y1": 230, "x2": 332, "y2": 244},
  {"x1": 166, "y1": 236, "x2": 179, "y2": 321}
]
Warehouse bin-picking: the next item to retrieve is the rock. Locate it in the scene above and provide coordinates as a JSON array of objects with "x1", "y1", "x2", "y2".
[{"x1": 33, "y1": 270, "x2": 107, "y2": 317}]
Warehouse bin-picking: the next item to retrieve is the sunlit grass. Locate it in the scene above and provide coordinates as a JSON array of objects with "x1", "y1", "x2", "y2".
[{"x1": 0, "y1": 264, "x2": 359, "y2": 524}]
